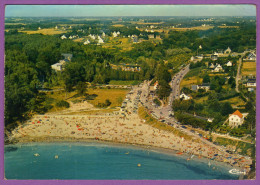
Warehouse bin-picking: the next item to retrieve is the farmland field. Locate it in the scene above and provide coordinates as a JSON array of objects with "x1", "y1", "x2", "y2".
[
  {"x1": 180, "y1": 76, "x2": 203, "y2": 89},
  {"x1": 20, "y1": 28, "x2": 67, "y2": 35},
  {"x1": 87, "y1": 88, "x2": 129, "y2": 107},
  {"x1": 241, "y1": 62, "x2": 256, "y2": 76}
]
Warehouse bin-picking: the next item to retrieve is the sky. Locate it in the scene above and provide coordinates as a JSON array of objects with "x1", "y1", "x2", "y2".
[{"x1": 5, "y1": 5, "x2": 256, "y2": 17}]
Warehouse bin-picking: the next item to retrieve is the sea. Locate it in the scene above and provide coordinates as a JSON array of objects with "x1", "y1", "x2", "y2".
[{"x1": 4, "y1": 142, "x2": 239, "y2": 180}]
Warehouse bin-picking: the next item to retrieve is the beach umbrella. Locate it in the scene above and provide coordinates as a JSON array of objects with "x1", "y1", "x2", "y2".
[
  {"x1": 214, "y1": 154, "x2": 218, "y2": 156},
  {"x1": 37, "y1": 121, "x2": 41, "y2": 123},
  {"x1": 32, "y1": 122, "x2": 35, "y2": 124}
]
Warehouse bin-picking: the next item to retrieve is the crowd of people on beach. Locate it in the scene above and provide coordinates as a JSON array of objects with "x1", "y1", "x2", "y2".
[{"x1": 11, "y1": 111, "x2": 252, "y2": 173}]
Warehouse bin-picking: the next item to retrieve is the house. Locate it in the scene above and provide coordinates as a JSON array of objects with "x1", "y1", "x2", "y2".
[
  {"x1": 38, "y1": 27, "x2": 41, "y2": 30},
  {"x1": 226, "y1": 61, "x2": 232, "y2": 67},
  {"x1": 97, "y1": 38, "x2": 104, "y2": 44},
  {"x1": 211, "y1": 54, "x2": 218, "y2": 61},
  {"x1": 154, "y1": 81, "x2": 159, "y2": 90},
  {"x1": 247, "y1": 53, "x2": 256, "y2": 61},
  {"x1": 84, "y1": 40, "x2": 90, "y2": 45},
  {"x1": 213, "y1": 64, "x2": 224, "y2": 72},
  {"x1": 112, "y1": 32, "x2": 118, "y2": 37},
  {"x1": 191, "y1": 85, "x2": 198, "y2": 91},
  {"x1": 180, "y1": 93, "x2": 191, "y2": 100},
  {"x1": 190, "y1": 56, "x2": 195, "y2": 62},
  {"x1": 224, "y1": 47, "x2": 232, "y2": 54},
  {"x1": 209, "y1": 63, "x2": 215, "y2": 69},
  {"x1": 198, "y1": 83, "x2": 210, "y2": 91},
  {"x1": 55, "y1": 26, "x2": 58, "y2": 29},
  {"x1": 246, "y1": 79, "x2": 256, "y2": 87},
  {"x1": 207, "y1": 118, "x2": 214, "y2": 123},
  {"x1": 51, "y1": 63, "x2": 63, "y2": 71},
  {"x1": 61, "y1": 35, "x2": 67, "y2": 39},
  {"x1": 132, "y1": 36, "x2": 138, "y2": 43},
  {"x1": 248, "y1": 87, "x2": 254, "y2": 92},
  {"x1": 228, "y1": 110, "x2": 245, "y2": 128},
  {"x1": 102, "y1": 32, "x2": 106, "y2": 37},
  {"x1": 156, "y1": 35, "x2": 161, "y2": 40},
  {"x1": 148, "y1": 34, "x2": 154, "y2": 39},
  {"x1": 61, "y1": 53, "x2": 73, "y2": 61}
]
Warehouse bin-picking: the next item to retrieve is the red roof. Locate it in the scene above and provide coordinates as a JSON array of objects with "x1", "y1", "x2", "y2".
[{"x1": 232, "y1": 110, "x2": 243, "y2": 119}]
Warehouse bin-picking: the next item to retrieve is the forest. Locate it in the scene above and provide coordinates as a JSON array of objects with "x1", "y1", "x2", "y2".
[{"x1": 4, "y1": 17, "x2": 256, "y2": 130}]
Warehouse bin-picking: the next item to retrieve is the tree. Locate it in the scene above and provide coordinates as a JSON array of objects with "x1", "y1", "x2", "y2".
[
  {"x1": 76, "y1": 81, "x2": 87, "y2": 95},
  {"x1": 220, "y1": 102, "x2": 233, "y2": 116},
  {"x1": 203, "y1": 74, "x2": 210, "y2": 83},
  {"x1": 157, "y1": 80, "x2": 171, "y2": 99}
]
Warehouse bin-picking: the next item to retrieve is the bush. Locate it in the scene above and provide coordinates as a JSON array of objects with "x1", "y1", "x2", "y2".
[
  {"x1": 153, "y1": 98, "x2": 162, "y2": 106},
  {"x1": 56, "y1": 100, "x2": 70, "y2": 108}
]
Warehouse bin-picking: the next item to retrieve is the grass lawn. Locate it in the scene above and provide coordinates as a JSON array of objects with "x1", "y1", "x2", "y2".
[
  {"x1": 220, "y1": 96, "x2": 246, "y2": 107},
  {"x1": 180, "y1": 76, "x2": 203, "y2": 89},
  {"x1": 193, "y1": 96, "x2": 208, "y2": 104},
  {"x1": 241, "y1": 62, "x2": 256, "y2": 76},
  {"x1": 20, "y1": 28, "x2": 67, "y2": 35},
  {"x1": 103, "y1": 37, "x2": 133, "y2": 51},
  {"x1": 109, "y1": 80, "x2": 141, "y2": 85},
  {"x1": 87, "y1": 88, "x2": 129, "y2": 107}
]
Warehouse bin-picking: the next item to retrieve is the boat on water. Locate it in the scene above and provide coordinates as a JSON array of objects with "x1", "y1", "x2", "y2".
[
  {"x1": 34, "y1": 153, "x2": 40, "y2": 157},
  {"x1": 229, "y1": 169, "x2": 246, "y2": 175}
]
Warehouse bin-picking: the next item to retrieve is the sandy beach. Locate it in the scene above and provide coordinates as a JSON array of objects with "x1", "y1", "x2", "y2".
[{"x1": 9, "y1": 98, "x2": 252, "y2": 174}]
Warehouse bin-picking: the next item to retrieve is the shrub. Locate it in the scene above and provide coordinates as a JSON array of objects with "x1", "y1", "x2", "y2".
[{"x1": 56, "y1": 100, "x2": 70, "y2": 108}]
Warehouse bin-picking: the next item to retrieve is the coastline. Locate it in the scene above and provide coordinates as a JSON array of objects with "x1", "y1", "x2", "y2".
[{"x1": 5, "y1": 136, "x2": 239, "y2": 173}]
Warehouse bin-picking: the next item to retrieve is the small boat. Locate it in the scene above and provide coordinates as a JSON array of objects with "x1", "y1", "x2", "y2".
[
  {"x1": 177, "y1": 152, "x2": 183, "y2": 155},
  {"x1": 34, "y1": 153, "x2": 40, "y2": 157},
  {"x1": 55, "y1": 155, "x2": 59, "y2": 159},
  {"x1": 137, "y1": 164, "x2": 141, "y2": 167},
  {"x1": 208, "y1": 161, "x2": 211, "y2": 167},
  {"x1": 229, "y1": 169, "x2": 246, "y2": 175},
  {"x1": 125, "y1": 152, "x2": 129, "y2": 155}
]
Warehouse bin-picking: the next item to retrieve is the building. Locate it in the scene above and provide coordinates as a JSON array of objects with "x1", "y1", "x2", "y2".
[
  {"x1": 246, "y1": 79, "x2": 256, "y2": 87},
  {"x1": 226, "y1": 61, "x2": 232, "y2": 67},
  {"x1": 180, "y1": 93, "x2": 191, "y2": 100},
  {"x1": 148, "y1": 34, "x2": 154, "y2": 39},
  {"x1": 198, "y1": 83, "x2": 210, "y2": 91},
  {"x1": 247, "y1": 53, "x2": 256, "y2": 61},
  {"x1": 213, "y1": 64, "x2": 224, "y2": 72},
  {"x1": 84, "y1": 40, "x2": 90, "y2": 45},
  {"x1": 228, "y1": 110, "x2": 245, "y2": 128},
  {"x1": 154, "y1": 81, "x2": 159, "y2": 90},
  {"x1": 209, "y1": 63, "x2": 215, "y2": 69},
  {"x1": 52, "y1": 54, "x2": 73, "y2": 71},
  {"x1": 211, "y1": 54, "x2": 218, "y2": 61},
  {"x1": 61, "y1": 35, "x2": 67, "y2": 39},
  {"x1": 224, "y1": 47, "x2": 232, "y2": 54},
  {"x1": 191, "y1": 85, "x2": 198, "y2": 91},
  {"x1": 51, "y1": 63, "x2": 63, "y2": 71},
  {"x1": 132, "y1": 36, "x2": 139, "y2": 43}
]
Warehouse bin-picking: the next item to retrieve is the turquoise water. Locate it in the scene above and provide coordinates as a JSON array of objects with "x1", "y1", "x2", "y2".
[{"x1": 4, "y1": 142, "x2": 238, "y2": 180}]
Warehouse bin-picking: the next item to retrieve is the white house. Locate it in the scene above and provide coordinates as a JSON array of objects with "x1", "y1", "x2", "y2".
[
  {"x1": 97, "y1": 38, "x2": 104, "y2": 44},
  {"x1": 209, "y1": 63, "x2": 215, "y2": 69},
  {"x1": 61, "y1": 35, "x2": 67, "y2": 39},
  {"x1": 148, "y1": 34, "x2": 154, "y2": 39},
  {"x1": 38, "y1": 27, "x2": 41, "y2": 30},
  {"x1": 84, "y1": 40, "x2": 90, "y2": 45},
  {"x1": 51, "y1": 63, "x2": 63, "y2": 71},
  {"x1": 226, "y1": 61, "x2": 232, "y2": 67},
  {"x1": 213, "y1": 64, "x2": 224, "y2": 72},
  {"x1": 102, "y1": 32, "x2": 106, "y2": 37},
  {"x1": 228, "y1": 110, "x2": 245, "y2": 128},
  {"x1": 112, "y1": 32, "x2": 118, "y2": 37},
  {"x1": 55, "y1": 26, "x2": 58, "y2": 29},
  {"x1": 180, "y1": 93, "x2": 191, "y2": 100},
  {"x1": 117, "y1": 31, "x2": 120, "y2": 35},
  {"x1": 224, "y1": 47, "x2": 232, "y2": 54}
]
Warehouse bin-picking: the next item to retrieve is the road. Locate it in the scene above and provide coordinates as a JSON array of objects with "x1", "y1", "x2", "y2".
[{"x1": 235, "y1": 58, "x2": 242, "y2": 93}]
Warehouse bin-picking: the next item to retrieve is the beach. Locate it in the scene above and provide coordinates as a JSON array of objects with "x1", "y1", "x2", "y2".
[{"x1": 9, "y1": 99, "x2": 252, "y2": 174}]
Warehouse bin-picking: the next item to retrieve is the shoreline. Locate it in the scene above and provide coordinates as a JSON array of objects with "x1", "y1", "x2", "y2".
[
  {"x1": 6, "y1": 111, "x2": 253, "y2": 177},
  {"x1": 6, "y1": 136, "x2": 239, "y2": 173}
]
